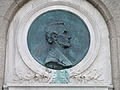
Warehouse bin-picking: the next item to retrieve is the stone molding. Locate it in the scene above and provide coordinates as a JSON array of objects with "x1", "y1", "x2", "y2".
[
  {"x1": 4, "y1": 0, "x2": 112, "y2": 90},
  {"x1": 0, "y1": 0, "x2": 119, "y2": 90},
  {"x1": 17, "y1": 4, "x2": 100, "y2": 75}
]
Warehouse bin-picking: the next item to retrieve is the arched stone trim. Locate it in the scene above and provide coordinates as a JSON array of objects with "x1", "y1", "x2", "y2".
[
  {"x1": 4, "y1": 0, "x2": 117, "y2": 37},
  {"x1": 3, "y1": 0, "x2": 117, "y2": 39},
  {"x1": 2, "y1": 0, "x2": 119, "y2": 90},
  {"x1": 87, "y1": 0, "x2": 117, "y2": 38},
  {"x1": 86, "y1": 1, "x2": 119, "y2": 90}
]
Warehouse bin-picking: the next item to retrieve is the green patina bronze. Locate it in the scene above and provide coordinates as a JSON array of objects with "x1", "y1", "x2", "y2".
[
  {"x1": 53, "y1": 70, "x2": 70, "y2": 84},
  {"x1": 27, "y1": 10, "x2": 90, "y2": 70}
]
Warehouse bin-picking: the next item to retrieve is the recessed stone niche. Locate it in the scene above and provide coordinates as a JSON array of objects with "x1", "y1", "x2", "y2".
[{"x1": 4, "y1": 0, "x2": 112, "y2": 90}]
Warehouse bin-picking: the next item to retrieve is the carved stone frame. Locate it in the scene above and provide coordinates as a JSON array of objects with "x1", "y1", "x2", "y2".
[
  {"x1": 17, "y1": 5, "x2": 100, "y2": 74},
  {"x1": 4, "y1": 0, "x2": 112, "y2": 89}
]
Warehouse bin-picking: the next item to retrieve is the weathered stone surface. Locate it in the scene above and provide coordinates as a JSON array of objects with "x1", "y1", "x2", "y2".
[
  {"x1": 0, "y1": 18, "x2": 9, "y2": 38},
  {"x1": 0, "y1": 0, "x2": 14, "y2": 17},
  {"x1": 107, "y1": 19, "x2": 117, "y2": 38},
  {"x1": 4, "y1": 2, "x2": 19, "y2": 22},
  {"x1": 0, "y1": 17, "x2": 9, "y2": 90},
  {"x1": 0, "y1": 78, "x2": 3, "y2": 90},
  {"x1": 101, "y1": 0, "x2": 120, "y2": 37},
  {"x1": 87, "y1": 0, "x2": 113, "y2": 22},
  {"x1": 110, "y1": 37, "x2": 120, "y2": 90},
  {"x1": 14, "y1": 0, "x2": 30, "y2": 7},
  {"x1": 0, "y1": 0, "x2": 119, "y2": 90},
  {"x1": 100, "y1": 1, "x2": 120, "y2": 90},
  {"x1": 117, "y1": 37, "x2": 120, "y2": 88}
]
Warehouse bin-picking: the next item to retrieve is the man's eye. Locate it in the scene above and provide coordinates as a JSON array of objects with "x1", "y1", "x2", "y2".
[
  {"x1": 63, "y1": 31, "x2": 67, "y2": 34},
  {"x1": 54, "y1": 35, "x2": 57, "y2": 38},
  {"x1": 52, "y1": 34, "x2": 57, "y2": 38}
]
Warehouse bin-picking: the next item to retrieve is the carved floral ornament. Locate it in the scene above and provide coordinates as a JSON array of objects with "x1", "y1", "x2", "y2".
[
  {"x1": 13, "y1": 67, "x2": 104, "y2": 84},
  {"x1": 15, "y1": 1, "x2": 103, "y2": 84}
]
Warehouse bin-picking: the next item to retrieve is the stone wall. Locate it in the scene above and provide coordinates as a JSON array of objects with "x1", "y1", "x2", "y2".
[{"x1": 0, "y1": 0, "x2": 120, "y2": 90}]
